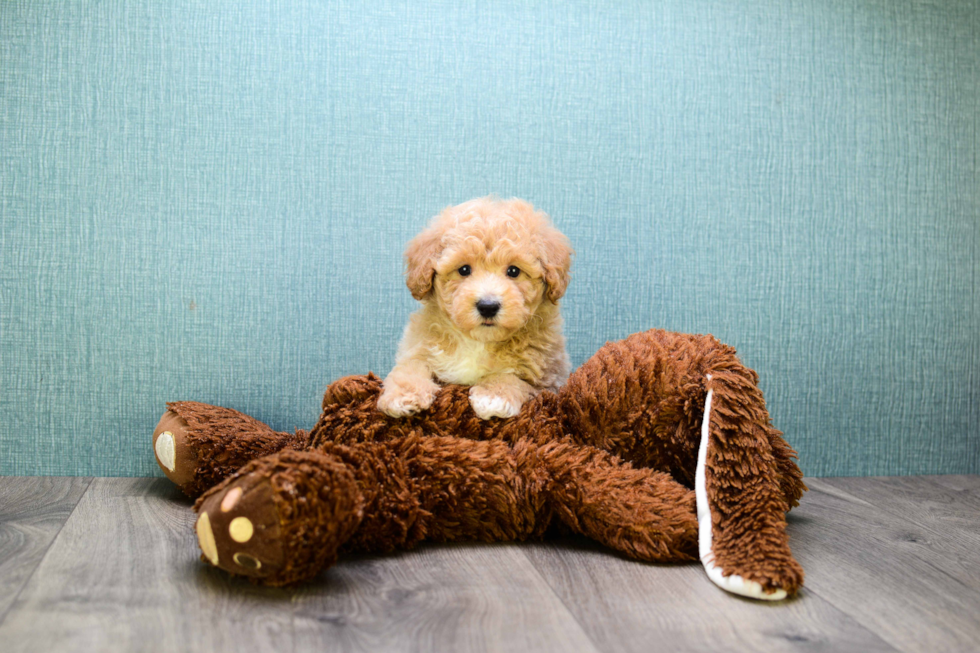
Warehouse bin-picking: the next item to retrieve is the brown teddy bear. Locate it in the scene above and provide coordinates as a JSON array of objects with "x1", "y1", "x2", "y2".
[{"x1": 153, "y1": 329, "x2": 805, "y2": 600}]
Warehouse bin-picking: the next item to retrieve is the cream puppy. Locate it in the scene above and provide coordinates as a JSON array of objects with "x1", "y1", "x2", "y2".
[{"x1": 378, "y1": 197, "x2": 573, "y2": 420}]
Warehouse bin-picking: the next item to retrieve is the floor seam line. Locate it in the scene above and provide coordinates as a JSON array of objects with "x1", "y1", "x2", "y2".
[
  {"x1": 803, "y1": 477, "x2": 980, "y2": 653},
  {"x1": 0, "y1": 476, "x2": 95, "y2": 631},
  {"x1": 517, "y1": 546, "x2": 608, "y2": 653},
  {"x1": 819, "y1": 478, "x2": 980, "y2": 596},
  {"x1": 799, "y1": 582, "x2": 907, "y2": 653}
]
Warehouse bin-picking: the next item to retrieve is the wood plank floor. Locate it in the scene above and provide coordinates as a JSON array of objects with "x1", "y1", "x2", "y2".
[{"x1": 0, "y1": 475, "x2": 978, "y2": 653}]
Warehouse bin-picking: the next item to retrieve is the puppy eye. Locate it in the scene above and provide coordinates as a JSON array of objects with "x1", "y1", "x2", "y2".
[
  {"x1": 458, "y1": 265, "x2": 472, "y2": 277},
  {"x1": 506, "y1": 266, "x2": 521, "y2": 278}
]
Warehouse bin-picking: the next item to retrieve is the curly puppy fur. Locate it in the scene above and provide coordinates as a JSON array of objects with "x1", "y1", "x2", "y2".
[{"x1": 378, "y1": 197, "x2": 573, "y2": 420}]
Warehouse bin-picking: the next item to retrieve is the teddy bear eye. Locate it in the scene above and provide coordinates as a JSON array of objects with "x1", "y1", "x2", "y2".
[
  {"x1": 506, "y1": 266, "x2": 521, "y2": 278},
  {"x1": 458, "y1": 265, "x2": 472, "y2": 277}
]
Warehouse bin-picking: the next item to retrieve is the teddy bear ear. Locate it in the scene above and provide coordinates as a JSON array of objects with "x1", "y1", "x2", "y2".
[
  {"x1": 540, "y1": 229, "x2": 573, "y2": 303},
  {"x1": 404, "y1": 226, "x2": 444, "y2": 300}
]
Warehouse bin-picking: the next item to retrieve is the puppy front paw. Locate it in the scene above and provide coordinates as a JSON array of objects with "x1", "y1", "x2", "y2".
[
  {"x1": 469, "y1": 386, "x2": 523, "y2": 420},
  {"x1": 377, "y1": 380, "x2": 438, "y2": 418}
]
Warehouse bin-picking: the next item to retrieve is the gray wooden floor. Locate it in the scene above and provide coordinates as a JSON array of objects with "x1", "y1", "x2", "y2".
[{"x1": 1, "y1": 476, "x2": 978, "y2": 653}]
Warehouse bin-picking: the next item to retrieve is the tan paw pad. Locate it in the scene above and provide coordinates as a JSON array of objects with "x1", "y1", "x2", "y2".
[
  {"x1": 229, "y1": 516, "x2": 254, "y2": 543},
  {"x1": 155, "y1": 431, "x2": 176, "y2": 472},
  {"x1": 196, "y1": 512, "x2": 219, "y2": 565},
  {"x1": 220, "y1": 486, "x2": 242, "y2": 512},
  {"x1": 233, "y1": 552, "x2": 262, "y2": 570}
]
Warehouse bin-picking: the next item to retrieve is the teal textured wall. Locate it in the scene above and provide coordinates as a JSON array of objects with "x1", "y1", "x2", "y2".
[{"x1": 1, "y1": 1, "x2": 977, "y2": 477}]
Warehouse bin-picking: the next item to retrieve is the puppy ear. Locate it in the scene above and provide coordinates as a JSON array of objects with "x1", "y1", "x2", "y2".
[
  {"x1": 540, "y1": 230, "x2": 573, "y2": 303},
  {"x1": 404, "y1": 227, "x2": 443, "y2": 300}
]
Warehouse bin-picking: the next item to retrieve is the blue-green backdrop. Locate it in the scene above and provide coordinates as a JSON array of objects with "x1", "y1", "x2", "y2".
[{"x1": 1, "y1": 0, "x2": 977, "y2": 477}]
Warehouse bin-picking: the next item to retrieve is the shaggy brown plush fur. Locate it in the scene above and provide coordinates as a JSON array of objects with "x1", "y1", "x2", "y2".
[
  {"x1": 196, "y1": 436, "x2": 699, "y2": 586},
  {"x1": 156, "y1": 329, "x2": 805, "y2": 596}
]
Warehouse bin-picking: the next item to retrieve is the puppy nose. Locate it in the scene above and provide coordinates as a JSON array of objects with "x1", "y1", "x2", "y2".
[{"x1": 476, "y1": 299, "x2": 501, "y2": 318}]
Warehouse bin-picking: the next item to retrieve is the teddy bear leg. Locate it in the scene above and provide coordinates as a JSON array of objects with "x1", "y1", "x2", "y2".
[
  {"x1": 154, "y1": 401, "x2": 309, "y2": 498},
  {"x1": 541, "y1": 444, "x2": 699, "y2": 562},
  {"x1": 193, "y1": 449, "x2": 364, "y2": 586},
  {"x1": 696, "y1": 374, "x2": 805, "y2": 600}
]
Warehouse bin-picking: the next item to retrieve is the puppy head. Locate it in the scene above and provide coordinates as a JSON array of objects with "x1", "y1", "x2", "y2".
[{"x1": 404, "y1": 197, "x2": 572, "y2": 342}]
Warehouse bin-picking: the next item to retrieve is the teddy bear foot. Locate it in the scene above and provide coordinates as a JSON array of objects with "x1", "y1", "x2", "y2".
[
  {"x1": 153, "y1": 409, "x2": 200, "y2": 490},
  {"x1": 699, "y1": 557, "x2": 789, "y2": 601},
  {"x1": 194, "y1": 471, "x2": 287, "y2": 581},
  {"x1": 193, "y1": 450, "x2": 366, "y2": 586}
]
